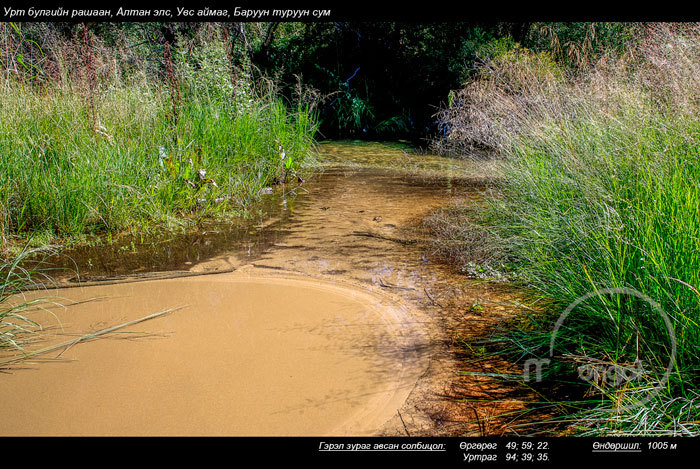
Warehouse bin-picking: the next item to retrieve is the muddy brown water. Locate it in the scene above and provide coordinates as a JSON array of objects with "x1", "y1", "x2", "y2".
[{"x1": 0, "y1": 141, "x2": 525, "y2": 436}]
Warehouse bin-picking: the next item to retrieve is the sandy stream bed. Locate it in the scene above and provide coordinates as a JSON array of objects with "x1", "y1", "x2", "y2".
[{"x1": 0, "y1": 142, "x2": 530, "y2": 436}]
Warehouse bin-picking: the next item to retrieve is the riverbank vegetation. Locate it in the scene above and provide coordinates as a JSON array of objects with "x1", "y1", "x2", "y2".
[
  {"x1": 2, "y1": 20, "x2": 698, "y2": 436},
  {"x1": 0, "y1": 22, "x2": 318, "y2": 354},
  {"x1": 432, "y1": 23, "x2": 700, "y2": 435},
  {"x1": 0, "y1": 23, "x2": 318, "y2": 253}
]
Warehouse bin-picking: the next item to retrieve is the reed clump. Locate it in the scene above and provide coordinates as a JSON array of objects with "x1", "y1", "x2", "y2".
[
  {"x1": 434, "y1": 23, "x2": 700, "y2": 435},
  {"x1": 0, "y1": 23, "x2": 318, "y2": 247}
]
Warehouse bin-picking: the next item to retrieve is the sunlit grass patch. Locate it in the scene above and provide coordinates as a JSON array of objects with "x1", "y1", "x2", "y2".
[
  {"x1": 435, "y1": 23, "x2": 700, "y2": 435},
  {"x1": 0, "y1": 26, "x2": 318, "y2": 247}
]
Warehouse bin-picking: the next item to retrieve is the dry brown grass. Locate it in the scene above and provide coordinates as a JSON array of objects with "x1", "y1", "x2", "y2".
[{"x1": 433, "y1": 23, "x2": 700, "y2": 157}]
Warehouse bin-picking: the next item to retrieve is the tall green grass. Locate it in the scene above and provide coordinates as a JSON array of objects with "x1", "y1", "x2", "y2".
[
  {"x1": 493, "y1": 98, "x2": 700, "y2": 435},
  {"x1": 0, "y1": 246, "x2": 56, "y2": 352},
  {"x1": 0, "y1": 25, "x2": 318, "y2": 248},
  {"x1": 436, "y1": 23, "x2": 700, "y2": 435}
]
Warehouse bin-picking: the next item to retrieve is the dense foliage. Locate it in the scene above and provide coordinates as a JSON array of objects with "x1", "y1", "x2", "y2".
[
  {"x1": 256, "y1": 22, "x2": 637, "y2": 142},
  {"x1": 4, "y1": 22, "x2": 639, "y2": 143},
  {"x1": 434, "y1": 23, "x2": 700, "y2": 435},
  {"x1": 0, "y1": 23, "x2": 317, "y2": 247}
]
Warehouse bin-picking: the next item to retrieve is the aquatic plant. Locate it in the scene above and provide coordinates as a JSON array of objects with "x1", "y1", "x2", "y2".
[{"x1": 0, "y1": 246, "x2": 55, "y2": 351}]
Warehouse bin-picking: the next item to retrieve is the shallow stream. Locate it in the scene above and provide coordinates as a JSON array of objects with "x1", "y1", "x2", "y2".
[{"x1": 0, "y1": 141, "x2": 522, "y2": 436}]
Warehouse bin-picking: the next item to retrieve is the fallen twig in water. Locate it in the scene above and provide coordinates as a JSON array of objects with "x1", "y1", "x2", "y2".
[
  {"x1": 350, "y1": 231, "x2": 417, "y2": 245},
  {"x1": 424, "y1": 286, "x2": 445, "y2": 308},
  {"x1": 376, "y1": 277, "x2": 415, "y2": 291},
  {"x1": 398, "y1": 410, "x2": 411, "y2": 436}
]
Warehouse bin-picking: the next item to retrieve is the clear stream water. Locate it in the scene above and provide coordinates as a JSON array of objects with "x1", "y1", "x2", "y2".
[{"x1": 0, "y1": 142, "x2": 523, "y2": 436}]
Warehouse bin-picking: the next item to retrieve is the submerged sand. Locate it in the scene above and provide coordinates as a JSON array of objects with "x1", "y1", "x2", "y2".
[
  {"x1": 0, "y1": 269, "x2": 429, "y2": 436},
  {"x1": 1, "y1": 142, "x2": 524, "y2": 436}
]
